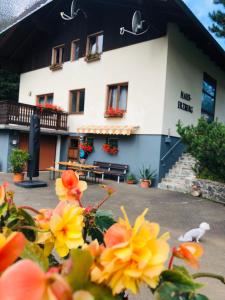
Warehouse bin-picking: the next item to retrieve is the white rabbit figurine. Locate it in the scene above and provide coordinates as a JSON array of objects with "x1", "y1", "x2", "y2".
[{"x1": 178, "y1": 222, "x2": 210, "y2": 243}]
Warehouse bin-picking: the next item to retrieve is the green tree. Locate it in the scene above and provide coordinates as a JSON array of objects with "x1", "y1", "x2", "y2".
[
  {"x1": 0, "y1": 69, "x2": 19, "y2": 101},
  {"x1": 177, "y1": 118, "x2": 225, "y2": 182},
  {"x1": 209, "y1": 0, "x2": 225, "y2": 38}
]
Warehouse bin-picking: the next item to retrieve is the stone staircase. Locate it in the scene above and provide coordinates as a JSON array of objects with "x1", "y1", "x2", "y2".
[{"x1": 158, "y1": 153, "x2": 197, "y2": 193}]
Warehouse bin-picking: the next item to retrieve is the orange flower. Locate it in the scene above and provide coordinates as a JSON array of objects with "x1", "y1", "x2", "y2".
[
  {"x1": 104, "y1": 223, "x2": 132, "y2": 247},
  {"x1": 35, "y1": 209, "x2": 53, "y2": 230},
  {"x1": 56, "y1": 171, "x2": 87, "y2": 203},
  {"x1": 91, "y1": 207, "x2": 170, "y2": 295},
  {"x1": 173, "y1": 242, "x2": 203, "y2": 269},
  {"x1": 0, "y1": 232, "x2": 26, "y2": 272},
  {"x1": 0, "y1": 259, "x2": 72, "y2": 300}
]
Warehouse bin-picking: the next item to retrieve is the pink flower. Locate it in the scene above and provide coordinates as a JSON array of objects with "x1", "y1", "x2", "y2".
[{"x1": 0, "y1": 260, "x2": 72, "y2": 300}]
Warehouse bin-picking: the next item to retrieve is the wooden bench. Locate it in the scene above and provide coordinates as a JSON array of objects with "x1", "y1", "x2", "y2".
[
  {"x1": 46, "y1": 167, "x2": 63, "y2": 180},
  {"x1": 93, "y1": 161, "x2": 129, "y2": 183}
]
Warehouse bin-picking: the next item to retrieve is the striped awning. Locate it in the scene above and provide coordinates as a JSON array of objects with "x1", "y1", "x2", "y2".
[{"x1": 77, "y1": 125, "x2": 138, "y2": 135}]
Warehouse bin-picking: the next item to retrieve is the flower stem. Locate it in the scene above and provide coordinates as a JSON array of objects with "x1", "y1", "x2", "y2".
[
  {"x1": 95, "y1": 194, "x2": 111, "y2": 210},
  {"x1": 193, "y1": 273, "x2": 225, "y2": 284},
  {"x1": 18, "y1": 205, "x2": 42, "y2": 215},
  {"x1": 168, "y1": 247, "x2": 176, "y2": 269}
]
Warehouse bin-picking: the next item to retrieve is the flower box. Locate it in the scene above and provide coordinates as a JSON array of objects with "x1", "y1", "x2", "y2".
[
  {"x1": 102, "y1": 143, "x2": 118, "y2": 155},
  {"x1": 85, "y1": 53, "x2": 101, "y2": 63},
  {"x1": 49, "y1": 63, "x2": 63, "y2": 71},
  {"x1": 104, "y1": 107, "x2": 125, "y2": 118},
  {"x1": 36, "y1": 103, "x2": 63, "y2": 113}
]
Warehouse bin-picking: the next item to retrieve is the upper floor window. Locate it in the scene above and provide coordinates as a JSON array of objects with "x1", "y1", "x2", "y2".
[
  {"x1": 201, "y1": 73, "x2": 216, "y2": 122},
  {"x1": 51, "y1": 45, "x2": 65, "y2": 66},
  {"x1": 86, "y1": 32, "x2": 104, "y2": 61},
  {"x1": 71, "y1": 40, "x2": 80, "y2": 61},
  {"x1": 37, "y1": 94, "x2": 54, "y2": 105},
  {"x1": 106, "y1": 83, "x2": 128, "y2": 111},
  {"x1": 69, "y1": 89, "x2": 85, "y2": 114}
]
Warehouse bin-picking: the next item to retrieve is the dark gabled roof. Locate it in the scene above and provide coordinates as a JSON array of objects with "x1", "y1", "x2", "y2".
[
  {"x1": 0, "y1": 0, "x2": 224, "y2": 72},
  {"x1": 0, "y1": 0, "x2": 53, "y2": 34}
]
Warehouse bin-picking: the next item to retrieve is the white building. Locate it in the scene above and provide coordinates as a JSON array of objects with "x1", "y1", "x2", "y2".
[{"x1": 0, "y1": 0, "x2": 225, "y2": 184}]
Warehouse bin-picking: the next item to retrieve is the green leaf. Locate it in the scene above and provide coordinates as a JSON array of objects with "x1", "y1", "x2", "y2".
[
  {"x1": 155, "y1": 282, "x2": 182, "y2": 300},
  {"x1": 95, "y1": 210, "x2": 116, "y2": 232},
  {"x1": 161, "y1": 269, "x2": 203, "y2": 291},
  {"x1": 191, "y1": 295, "x2": 209, "y2": 300},
  {"x1": 0, "y1": 202, "x2": 8, "y2": 217},
  {"x1": 173, "y1": 265, "x2": 193, "y2": 278},
  {"x1": 88, "y1": 227, "x2": 104, "y2": 244},
  {"x1": 20, "y1": 241, "x2": 49, "y2": 271},
  {"x1": 67, "y1": 249, "x2": 93, "y2": 290},
  {"x1": 84, "y1": 282, "x2": 121, "y2": 300}
]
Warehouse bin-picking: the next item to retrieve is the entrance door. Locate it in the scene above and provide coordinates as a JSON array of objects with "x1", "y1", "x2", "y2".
[
  {"x1": 19, "y1": 133, "x2": 57, "y2": 170},
  {"x1": 68, "y1": 137, "x2": 79, "y2": 161}
]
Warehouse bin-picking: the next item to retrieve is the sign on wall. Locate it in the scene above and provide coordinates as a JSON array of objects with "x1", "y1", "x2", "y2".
[{"x1": 178, "y1": 91, "x2": 193, "y2": 113}]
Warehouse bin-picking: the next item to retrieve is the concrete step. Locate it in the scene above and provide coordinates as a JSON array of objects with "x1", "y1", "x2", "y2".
[{"x1": 158, "y1": 153, "x2": 196, "y2": 194}]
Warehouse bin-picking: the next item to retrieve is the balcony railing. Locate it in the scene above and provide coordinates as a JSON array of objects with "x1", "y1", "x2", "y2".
[{"x1": 0, "y1": 101, "x2": 68, "y2": 131}]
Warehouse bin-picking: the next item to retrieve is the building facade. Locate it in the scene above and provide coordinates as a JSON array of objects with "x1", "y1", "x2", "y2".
[{"x1": 0, "y1": 0, "x2": 225, "y2": 184}]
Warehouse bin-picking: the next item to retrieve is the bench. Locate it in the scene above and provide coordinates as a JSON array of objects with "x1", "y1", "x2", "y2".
[{"x1": 93, "y1": 161, "x2": 129, "y2": 183}]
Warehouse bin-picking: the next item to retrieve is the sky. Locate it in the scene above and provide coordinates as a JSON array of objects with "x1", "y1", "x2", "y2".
[
  {"x1": 183, "y1": 0, "x2": 225, "y2": 49},
  {"x1": 0, "y1": 0, "x2": 224, "y2": 49}
]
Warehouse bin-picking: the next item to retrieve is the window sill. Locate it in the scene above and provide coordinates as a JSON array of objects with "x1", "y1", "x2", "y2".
[
  {"x1": 50, "y1": 64, "x2": 63, "y2": 71},
  {"x1": 85, "y1": 53, "x2": 101, "y2": 63},
  {"x1": 104, "y1": 113, "x2": 125, "y2": 118},
  {"x1": 69, "y1": 112, "x2": 84, "y2": 115}
]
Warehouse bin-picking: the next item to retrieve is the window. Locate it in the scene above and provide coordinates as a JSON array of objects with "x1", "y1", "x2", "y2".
[
  {"x1": 71, "y1": 40, "x2": 80, "y2": 61},
  {"x1": 84, "y1": 136, "x2": 94, "y2": 147},
  {"x1": 107, "y1": 83, "x2": 128, "y2": 111},
  {"x1": 106, "y1": 137, "x2": 118, "y2": 148},
  {"x1": 37, "y1": 94, "x2": 54, "y2": 105},
  {"x1": 86, "y1": 32, "x2": 104, "y2": 57},
  {"x1": 201, "y1": 73, "x2": 216, "y2": 122},
  {"x1": 52, "y1": 45, "x2": 65, "y2": 65},
  {"x1": 69, "y1": 89, "x2": 85, "y2": 114}
]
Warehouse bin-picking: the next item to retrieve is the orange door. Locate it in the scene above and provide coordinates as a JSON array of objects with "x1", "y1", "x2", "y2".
[{"x1": 19, "y1": 133, "x2": 56, "y2": 170}]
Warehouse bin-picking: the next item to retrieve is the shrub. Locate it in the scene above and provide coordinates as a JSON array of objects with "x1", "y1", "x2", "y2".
[
  {"x1": 177, "y1": 118, "x2": 225, "y2": 182},
  {"x1": 9, "y1": 149, "x2": 29, "y2": 173}
]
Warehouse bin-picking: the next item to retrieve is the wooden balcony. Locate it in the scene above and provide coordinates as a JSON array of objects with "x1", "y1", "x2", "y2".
[{"x1": 0, "y1": 101, "x2": 68, "y2": 131}]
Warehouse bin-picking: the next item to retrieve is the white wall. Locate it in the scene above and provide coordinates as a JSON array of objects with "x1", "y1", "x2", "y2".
[
  {"x1": 162, "y1": 24, "x2": 225, "y2": 137},
  {"x1": 19, "y1": 38, "x2": 168, "y2": 135}
]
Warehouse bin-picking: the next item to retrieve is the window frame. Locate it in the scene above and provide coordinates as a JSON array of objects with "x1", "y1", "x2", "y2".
[
  {"x1": 84, "y1": 136, "x2": 94, "y2": 147},
  {"x1": 51, "y1": 44, "x2": 65, "y2": 66},
  {"x1": 106, "y1": 82, "x2": 128, "y2": 111},
  {"x1": 36, "y1": 93, "x2": 54, "y2": 105},
  {"x1": 86, "y1": 31, "x2": 104, "y2": 57},
  {"x1": 69, "y1": 89, "x2": 85, "y2": 115},
  {"x1": 106, "y1": 137, "x2": 118, "y2": 148},
  {"x1": 201, "y1": 73, "x2": 217, "y2": 122},
  {"x1": 70, "y1": 39, "x2": 80, "y2": 61}
]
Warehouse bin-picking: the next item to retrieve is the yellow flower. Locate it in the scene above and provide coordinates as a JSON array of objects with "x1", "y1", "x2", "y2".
[
  {"x1": 91, "y1": 207, "x2": 170, "y2": 295},
  {"x1": 50, "y1": 201, "x2": 84, "y2": 257},
  {"x1": 55, "y1": 170, "x2": 87, "y2": 203}
]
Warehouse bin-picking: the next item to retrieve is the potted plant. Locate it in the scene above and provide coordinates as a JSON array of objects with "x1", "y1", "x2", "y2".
[
  {"x1": 126, "y1": 173, "x2": 137, "y2": 184},
  {"x1": 139, "y1": 165, "x2": 156, "y2": 188},
  {"x1": 9, "y1": 149, "x2": 30, "y2": 182}
]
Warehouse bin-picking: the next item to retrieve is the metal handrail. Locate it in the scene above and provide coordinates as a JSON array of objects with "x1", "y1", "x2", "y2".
[{"x1": 161, "y1": 139, "x2": 182, "y2": 162}]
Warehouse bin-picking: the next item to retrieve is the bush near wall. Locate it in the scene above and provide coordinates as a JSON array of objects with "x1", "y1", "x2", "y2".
[{"x1": 177, "y1": 118, "x2": 225, "y2": 183}]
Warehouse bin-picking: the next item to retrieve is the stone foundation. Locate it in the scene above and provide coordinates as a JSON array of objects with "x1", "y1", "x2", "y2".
[{"x1": 193, "y1": 179, "x2": 225, "y2": 203}]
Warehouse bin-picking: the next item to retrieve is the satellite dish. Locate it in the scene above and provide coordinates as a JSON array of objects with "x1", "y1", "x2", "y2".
[
  {"x1": 60, "y1": 0, "x2": 87, "y2": 21},
  {"x1": 120, "y1": 10, "x2": 149, "y2": 36}
]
